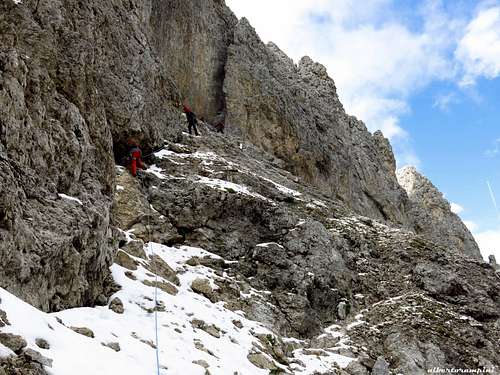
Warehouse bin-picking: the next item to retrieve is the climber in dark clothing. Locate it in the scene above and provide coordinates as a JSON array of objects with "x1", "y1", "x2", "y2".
[
  {"x1": 215, "y1": 121, "x2": 225, "y2": 134},
  {"x1": 127, "y1": 139, "x2": 146, "y2": 177},
  {"x1": 183, "y1": 104, "x2": 199, "y2": 136},
  {"x1": 214, "y1": 110, "x2": 226, "y2": 134}
]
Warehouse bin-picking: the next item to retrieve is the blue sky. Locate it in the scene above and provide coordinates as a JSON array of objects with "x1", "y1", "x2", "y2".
[{"x1": 226, "y1": 0, "x2": 500, "y2": 259}]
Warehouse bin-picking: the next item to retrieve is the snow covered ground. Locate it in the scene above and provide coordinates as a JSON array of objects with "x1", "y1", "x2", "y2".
[
  {"x1": 0, "y1": 241, "x2": 356, "y2": 374},
  {"x1": 0, "y1": 147, "x2": 360, "y2": 374}
]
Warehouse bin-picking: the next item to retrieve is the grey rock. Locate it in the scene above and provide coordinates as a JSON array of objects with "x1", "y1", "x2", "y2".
[
  {"x1": 122, "y1": 240, "x2": 147, "y2": 259},
  {"x1": 489, "y1": 255, "x2": 500, "y2": 272},
  {"x1": 397, "y1": 166, "x2": 481, "y2": 259},
  {"x1": 371, "y1": 356, "x2": 389, "y2": 375},
  {"x1": 35, "y1": 338, "x2": 50, "y2": 350},
  {"x1": 112, "y1": 171, "x2": 151, "y2": 230},
  {"x1": 0, "y1": 353, "x2": 48, "y2": 375},
  {"x1": 193, "y1": 359, "x2": 210, "y2": 369},
  {"x1": 0, "y1": 333, "x2": 27, "y2": 353},
  {"x1": 22, "y1": 349, "x2": 53, "y2": 368},
  {"x1": 109, "y1": 297, "x2": 125, "y2": 314},
  {"x1": 115, "y1": 250, "x2": 138, "y2": 271},
  {"x1": 337, "y1": 301, "x2": 348, "y2": 320},
  {"x1": 144, "y1": 255, "x2": 180, "y2": 286},
  {"x1": 0, "y1": 309, "x2": 10, "y2": 327},
  {"x1": 102, "y1": 342, "x2": 121, "y2": 352},
  {"x1": 191, "y1": 319, "x2": 221, "y2": 338},
  {"x1": 142, "y1": 280, "x2": 178, "y2": 296},
  {"x1": 345, "y1": 360, "x2": 369, "y2": 375},
  {"x1": 232, "y1": 320, "x2": 243, "y2": 329},
  {"x1": 247, "y1": 353, "x2": 278, "y2": 370},
  {"x1": 191, "y1": 278, "x2": 216, "y2": 302},
  {"x1": 70, "y1": 326, "x2": 95, "y2": 338}
]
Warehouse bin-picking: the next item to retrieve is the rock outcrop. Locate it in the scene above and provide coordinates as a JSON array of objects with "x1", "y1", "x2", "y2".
[
  {"x1": 0, "y1": 0, "x2": 184, "y2": 311},
  {"x1": 224, "y1": 19, "x2": 411, "y2": 226},
  {"x1": 150, "y1": 0, "x2": 238, "y2": 121},
  {"x1": 1, "y1": 1, "x2": 496, "y2": 374},
  {"x1": 397, "y1": 166, "x2": 482, "y2": 259}
]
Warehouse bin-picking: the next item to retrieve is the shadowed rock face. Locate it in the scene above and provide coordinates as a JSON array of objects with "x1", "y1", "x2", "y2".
[
  {"x1": 0, "y1": 0, "x2": 482, "y2": 331},
  {"x1": 0, "y1": 1, "x2": 497, "y2": 373},
  {"x1": 149, "y1": 0, "x2": 238, "y2": 122},
  {"x1": 0, "y1": 0, "x2": 182, "y2": 311},
  {"x1": 223, "y1": 19, "x2": 412, "y2": 227},
  {"x1": 397, "y1": 166, "x2": 482, "y2": 260}
]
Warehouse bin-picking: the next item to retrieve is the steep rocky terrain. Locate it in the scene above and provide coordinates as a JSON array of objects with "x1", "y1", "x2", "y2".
[
  {"x1": 397, "y1": 166, "x2": 482, "y2": 260},
  {"x1": 1, "y1": 0, "x2": 498, "y2": 374},
  {"x1": 1, "y1": 132, "x2": 499, "y2": 374},
  {"x1": 224, "y1": 20, "x2": 410, "y2": 227}
]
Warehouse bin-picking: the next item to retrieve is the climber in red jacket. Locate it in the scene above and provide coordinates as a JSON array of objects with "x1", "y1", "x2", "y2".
[{"x1": 127, "y1": 139, "x2": 146, "y2": 177}]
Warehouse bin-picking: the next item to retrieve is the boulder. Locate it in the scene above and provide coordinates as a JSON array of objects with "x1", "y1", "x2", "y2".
[
  {"x1": 0, "y1": 333, "x2": 27, "y2": 353},
  {"x1": 35, "y1": 338, "x2": 50, "y2": 350},
  {"x1": 191, "y1": 278, "x2": 216, "y2": 302},
  {"x1": 109, "y1": 297, "x2": 125, "y2": 314},
  {"x1": 115, "y1": 250, "x2": 138, "y2": 271},
  {"x1": 70, "y1": 327, "x2": 95, "y2": 338}
]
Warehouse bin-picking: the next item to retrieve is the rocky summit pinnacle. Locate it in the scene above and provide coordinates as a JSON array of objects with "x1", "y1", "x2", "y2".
[
  {"x1": 0, "y1": 0, "x2": 498, "y2": 374},
  {"x1": 397, "y1": 166, "x2": 482, "y2": 260}
]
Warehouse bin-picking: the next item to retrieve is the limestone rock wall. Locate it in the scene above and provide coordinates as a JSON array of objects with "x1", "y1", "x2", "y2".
[
  {"x1": 397, "y1": 166, "x2": 482, "y2": 260},
  {"x1": 223, "y1": 19, "x2": 411, "y2": 226},
  {"x1": 0, "y1": 0, "x2": 182, "y2": 311},
  {"x1": 0, "y1": 0, "x2": 482, "y2": 314},
  {"x1": 149, "y1": 0, "x2": 238, "y2": 122}
]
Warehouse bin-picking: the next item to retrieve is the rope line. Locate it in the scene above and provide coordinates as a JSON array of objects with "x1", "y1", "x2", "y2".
[{"x1": 147, "y1": 205, "x2": 161, "y2": 375}]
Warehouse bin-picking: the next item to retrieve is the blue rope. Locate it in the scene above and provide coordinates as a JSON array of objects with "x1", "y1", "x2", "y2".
[
  {"x1": 154, "y1": 265, "x2": 160, "y2": 375},
  {"x1": 148, "y1": 210, "x2": 161, "y2": 375}
]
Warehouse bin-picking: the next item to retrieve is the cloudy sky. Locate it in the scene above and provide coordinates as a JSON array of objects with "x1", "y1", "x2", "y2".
[{"x1": 226, "y1": 0, "x2": 500, "y2": 260}]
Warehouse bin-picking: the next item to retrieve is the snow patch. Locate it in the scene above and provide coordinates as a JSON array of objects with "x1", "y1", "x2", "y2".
[
  {"x1": 145, "y1": 165, "x2": 166, "y2": 179},
  {"x1": 195, "y1": 176, "x2": 272, "y2": 202},
  {"x1": 0, "y1": 343, "x2": 14, "y2": 358},
  {"x1": 256, "y1": 242, "x2": 284, "y2": 249},
  {"x1": 58, "y1": 193, "x2": 83, "y2": 205}
]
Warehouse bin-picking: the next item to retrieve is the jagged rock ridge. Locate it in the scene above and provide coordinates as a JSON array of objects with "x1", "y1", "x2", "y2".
[
  {"x1": 397, "y1": 166, "x2": 481, "y2": 259},
  {"x1": 1, "y1": 0, "x2": 497, "y2": 374}
]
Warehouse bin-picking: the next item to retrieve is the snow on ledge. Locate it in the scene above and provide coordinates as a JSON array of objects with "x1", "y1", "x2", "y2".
[
  {"x1": 58, "y1": 193, "x2": 83, "y2": 205},
  {"x1": 195, "y1": 176, "x2": 272, "y2": 202}
]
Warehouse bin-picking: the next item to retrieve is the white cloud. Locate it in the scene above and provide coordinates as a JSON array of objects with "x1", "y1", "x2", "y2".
[
  {"x1": 485, "y1": 138, "x2": 500, "y2": 157},
  {"x1": 456, "y1": 5, "x2": 500, "y2": 86},
  {"x1": 433, "y1": 92, "x2": 459, "y2": 111},
  {"x1": 464, "y1": 220, "x2": 478, "y2": 232},
  {"x1": 451, "y1": 202, "x2": 464, "y2": 214},
  {"x1": 225, "y1": 0, "x2": 462, "y2": 167},
  {"x1": 473, "y1": 227, "x2": 500, "y2": 261}
]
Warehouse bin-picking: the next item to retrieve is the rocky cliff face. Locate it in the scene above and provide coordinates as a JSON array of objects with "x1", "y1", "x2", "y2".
[
  {"x1": 0, "y1": 0, "x2": 183, "y2": 311},
  {"x1": 223, "y1": 19, "x2": 412, "y2": 227},
  {"x1": 1, "y1": 0, "x2": 496, "y2": 374},
  {"x1": 150, "y1": 0, "x2": 237, "y2": 122},
  {"x1": 397, "y1": 166, "x2": 482, "y2": 260}
]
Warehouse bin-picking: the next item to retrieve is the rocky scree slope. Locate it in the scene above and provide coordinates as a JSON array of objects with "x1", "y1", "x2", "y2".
[
  {"x1": 0, "y1": 0, "x2": 184, "y2": 311},
  {"x1": 1, "y1": 131, "x2": 498, "y2": 374},
  {"x1": 0, "y1": 0, "x2": 482, "y2": 315},
  {"x1": 0, "y1": 0, "x2": 496, "y2": 373}
]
